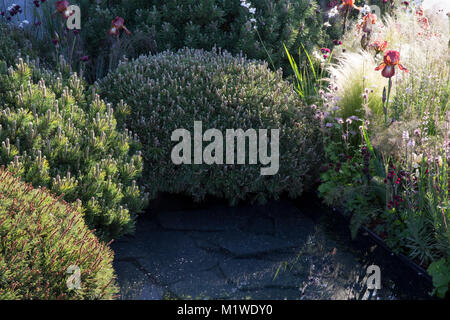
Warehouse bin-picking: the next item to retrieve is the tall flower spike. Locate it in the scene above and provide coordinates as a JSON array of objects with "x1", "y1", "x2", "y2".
[{"x1": 375, "y1": 50, "x2": 408, "y2": 78}]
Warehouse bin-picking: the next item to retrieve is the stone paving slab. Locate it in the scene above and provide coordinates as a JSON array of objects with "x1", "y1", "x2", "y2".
[
  {"x1": 219, "y1": 258, "x2": 301, "y2": 290},
  {"x1": 156, "y1": 207, "x2": 248, "y2": 231},
  {"x1": 111, "y1": 199, "x2": 430, "y2": 300},
  {"x1": 167, "y1": 269, "x2": 236, "y2": 300},
  {"x1": 113, "y1": 261, "x2": 164, "y2": 300}
]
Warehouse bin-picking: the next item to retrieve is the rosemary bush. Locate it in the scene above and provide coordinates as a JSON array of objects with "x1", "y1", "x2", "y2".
[{"x1": 0, "y1": 168, "x2": 118, "y2": 299}]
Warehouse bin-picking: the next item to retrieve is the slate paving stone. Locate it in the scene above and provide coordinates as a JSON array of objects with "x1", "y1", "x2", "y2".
[
  {"x1": 167, "y1": 270, "x2": 237, "y2": 300},
  {"x1": 242, "y1": 215, "x2": 276, "y2": 236},
  {"x1": 114, "y1": 261, "x2": 164, "y2": 300},
  {"x1": 229, "y1": 287, "x2": 303, "y2": 300},
  {"x1": 202, "y1": 231, "x2": 296, "y2": 257},
  {"x1": 156, "y1": 208, "x2": 248, "y2": 231},
  {"x1": 219, "y1": 258, "x2": 300, "y2": 290},
  {"x1": 112, "y1": 199, "x2": 432, "y2": 300}
]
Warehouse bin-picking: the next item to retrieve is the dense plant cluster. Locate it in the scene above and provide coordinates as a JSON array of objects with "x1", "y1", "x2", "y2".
[
  {"x1": 309, "y1": 3, "x2": 449, "y2": 297},
  {"x1": 84, "y1": 0, "x2": 330, "y2": 76},
  {"x1": 0, "y1": 0, "x2": 447, "y2": 299},
  {"x1": 1, "y1": 0, "x2": 331, "y2": 80},
  {"x1": 0, "y1": 21, "x2": 41, "y2": 67},
  {"x1": 0, "y1": 168, "x2": 118, "y2": 299},
  {"x1": 0, "y1": 59, "x2": 147, "y2": 240},
  {"x1": 97, "y1": 48, "x2": 323, "y2": 204}
]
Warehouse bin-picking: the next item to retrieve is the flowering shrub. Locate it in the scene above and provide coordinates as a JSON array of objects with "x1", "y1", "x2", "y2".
[
  {"x1": 0, "y1": 168, "x2": 118, "y2": 299},
  {"x1": 0, "y1": 59, "x2": 148, "y2": 240},
  {"x1": 97, "y1": 48, "x2": 323, "y2": 204}
]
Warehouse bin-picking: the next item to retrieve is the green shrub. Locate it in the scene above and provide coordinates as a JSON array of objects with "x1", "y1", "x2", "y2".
[
  {"x1": 79, "y1": 0, "x2": 328, "y2": 79},
  {"x1": 97, "y1": 48, "x2": 323, "y2": 204},
  {"x1": 0, "y1": 59, "x2": 148, "y2": 240},
  {"x1": 0, "y1": 168, "x2": 118, "y2": 299},
  {"x1": 428, "y1": 256, "x2": 450, "y2": 299},
  {"x1": 0, "y1": 22, "x2": 40, "y2": 67}
]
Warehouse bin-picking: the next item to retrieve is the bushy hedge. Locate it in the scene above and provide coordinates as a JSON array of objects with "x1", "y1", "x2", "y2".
[
  {"x1": 0, "y1": 59, "x2": 147, "y2": 240},
  {"x1": 80, "y1": 0, "x2": 328, "y2": 78},
  {"x1": 97, "y1": 48, "x2": 323, "y2": 204},
  {"x1": 0, "y1": 168, "x2": 118, "y2": 299}
]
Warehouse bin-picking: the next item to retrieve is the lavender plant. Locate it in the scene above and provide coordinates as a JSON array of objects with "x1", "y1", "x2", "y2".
[{"x1": 97, "y1": 48, "x2": 323, "y2": 205}]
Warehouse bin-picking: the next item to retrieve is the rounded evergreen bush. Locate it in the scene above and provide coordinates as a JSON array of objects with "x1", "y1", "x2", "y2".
[
  {"x1": 0, "y1": 59, "x2": 148, "y2": 240},
  {"x1": 0, "y1": 168, "x2": 118, "y2": 299},
  {"x1": 97, "y1": 48, "x2": 323, "y2": 204}
]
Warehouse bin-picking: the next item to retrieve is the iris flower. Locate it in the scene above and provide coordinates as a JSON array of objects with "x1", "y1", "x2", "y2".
[
  {"x1": 55, "y1": 1, "x2": 73, "y2": 19},
  {"x1": 339, "y1": 0, "x2": 359, "y2": 10},
  {"x1": 369, "y1": 40, "x2": 388, "y2": 54},
  {"x1": 375, "y1": 50, "x2": 408, "y2": 78},
  {"x1": 358, "y1": 13, "x2": 377, "y2": 33},
  {"x1": 108, "y1": 16, "x2": 131, "y2": 36}
]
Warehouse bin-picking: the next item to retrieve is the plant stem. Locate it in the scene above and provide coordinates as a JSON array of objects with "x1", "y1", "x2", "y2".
[
  {"x1": 385, "y1": 78, "x2": 392, "y2": 126},
  {"x1": 256, "y1": 29, "x2": 275, "y2": 70},
  {"x1": 343, "y1": 7, "x2": 349, "y2": 35}
]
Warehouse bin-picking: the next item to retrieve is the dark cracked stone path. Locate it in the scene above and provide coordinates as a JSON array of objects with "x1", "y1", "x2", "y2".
[{"x1": 111, "y1": 195, "x2": 433, "y2": 300}]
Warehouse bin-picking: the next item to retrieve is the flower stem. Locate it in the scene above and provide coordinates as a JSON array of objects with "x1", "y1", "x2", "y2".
[
  {"x1": 384, "y1": 78, "x2": 392, "y2": 126},
  {"x1": 255, "y1": 29, "x2": 275, "y2": 70},
  {"x1": 343, "y1": 7, "x2": 349, "y2": 35}
]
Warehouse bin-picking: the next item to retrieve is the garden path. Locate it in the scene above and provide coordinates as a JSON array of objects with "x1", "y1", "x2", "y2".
[{"x1": 112, "y1": 196, "x2": 432, "y2": 300}]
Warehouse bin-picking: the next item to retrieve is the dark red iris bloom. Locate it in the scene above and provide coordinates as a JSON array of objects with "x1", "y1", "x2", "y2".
[{"x1": 375, "y1": 50, "x2": 408, "y2": 78}]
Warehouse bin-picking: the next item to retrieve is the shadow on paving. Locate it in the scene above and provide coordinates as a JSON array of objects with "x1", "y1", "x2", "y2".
[{"x1": 111, "y1": 192, "x2": 433, "y2": 300}]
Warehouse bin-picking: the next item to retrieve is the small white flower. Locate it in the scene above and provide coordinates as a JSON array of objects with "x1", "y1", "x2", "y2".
[
  {"x1": 240, "y1": 0, "x2": 251, "y2": 9},
  {"x1": 360, "y1": 5, "x2": 372, "y2": 16},
  {"x1": 328, "y1": 7, "x2": 339, "y2": 18},
  {"x1": 402, "y1": 131, "x2": 409, "y2": 141}
]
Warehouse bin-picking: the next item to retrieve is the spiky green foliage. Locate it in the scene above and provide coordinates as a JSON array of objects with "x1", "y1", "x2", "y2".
[
  {"x1": 79, "y1": 0, "x2": 328, "y2": 78},
  {"x1": 0, "y1": 168, "x2": 118, "y2": 299},
  {"x1": 0, "y1": 59, "x2": 148, "y2": 240},
  {"x1": 97, "y1": 48, "x2": 323, "y2": 204}
]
